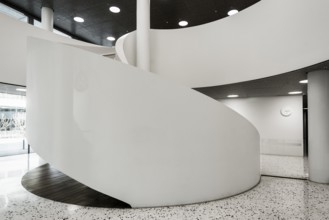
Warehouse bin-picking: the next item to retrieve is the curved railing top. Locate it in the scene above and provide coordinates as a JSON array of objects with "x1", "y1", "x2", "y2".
[
  {"x1": 114, "y1": 33, "x2": 130, "y2": 64},
  {"x1": 117, "y1": 0, "x2": 329, "y2": 88},
  {"x1": 0, "y1": 13, "x2": 114, "y2": 86}
]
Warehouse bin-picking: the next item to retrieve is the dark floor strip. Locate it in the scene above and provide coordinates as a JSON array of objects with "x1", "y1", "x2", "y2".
[
  {"x1": 261, "y1": 174, "x2": 308, "y2": 181},
  {"x1": 21, "y1": 164, "x2": 131, "y2": 209}
]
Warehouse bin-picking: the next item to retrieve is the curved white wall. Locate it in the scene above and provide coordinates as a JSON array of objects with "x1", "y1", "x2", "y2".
[
  {"x1": 27, "y1": 38, "x2": 260, "y2": 208},
  {"x1": 120, "y1": 0, "x2": 329, "y2": 88},
  {"x1": 0, "y1": 13, "x2": 114, "y2": 86}
]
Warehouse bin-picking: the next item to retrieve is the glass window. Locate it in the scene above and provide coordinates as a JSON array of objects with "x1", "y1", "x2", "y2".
[{"x1": 0, "y1": 83, "x2": 28, "y2": 156}]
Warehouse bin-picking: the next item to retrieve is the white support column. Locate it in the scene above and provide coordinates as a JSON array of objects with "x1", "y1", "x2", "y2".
[
  {"x1": 41, "y1": 7, "x2": 54, "y2": 32},
  {"x1": 136, "y1": 0, "x2": 150, "y2": 71},
  {"x1": 308, "y1": 70, "x2": 329, "y2": 183}
]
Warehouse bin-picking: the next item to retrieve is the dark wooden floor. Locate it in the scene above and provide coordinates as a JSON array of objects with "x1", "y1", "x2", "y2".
[{"x1": 21, "y1": 164, "x2": 131, "y2": 208}]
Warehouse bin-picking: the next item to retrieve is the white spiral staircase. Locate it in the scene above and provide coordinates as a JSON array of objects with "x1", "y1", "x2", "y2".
[{"x1": 1, "y1": 0, "x2": 329, "y2": 208}]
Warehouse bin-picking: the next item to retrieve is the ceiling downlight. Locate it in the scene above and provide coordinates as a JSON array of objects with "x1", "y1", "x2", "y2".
[
  {"x1": 107, "y1": 36, "x2": 116, "y2": 41},
  {"x1": 109, "y1": 6, "x2": 120, "y2": 13},
  {"x1": 73, "y1": 17, "x2": 84, "y2": 23},
  {"x1": 288, "y1": 91, "x2": 302, "y2": 95},
  {"x1": 227, "y1": 94, "x2": 239, "y2": 98},
  {"x1": 227, "y1": 9, "x2": 239, "y2": 16},
  {"x1": 178, "y1": 21, "x2": 188, "y2": 27}
]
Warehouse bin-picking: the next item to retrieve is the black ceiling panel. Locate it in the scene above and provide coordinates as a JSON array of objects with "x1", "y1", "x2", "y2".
[{"x1": 0, "y1": 0, "x2": 260, "y2": 46}]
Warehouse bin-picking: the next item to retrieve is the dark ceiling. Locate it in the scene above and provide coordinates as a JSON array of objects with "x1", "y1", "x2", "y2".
[
  {"x1": 0, "y1": 0, "x2": 260, "y2": 47},
  {"x1": 195, "y1": 61, "x2": 329, "y2": 100}
]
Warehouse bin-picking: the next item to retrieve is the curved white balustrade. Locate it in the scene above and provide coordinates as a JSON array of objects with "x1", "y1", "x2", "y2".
[
  {"x1": 117, "y1": 0, "x2": 329, "y2": 88},
  {"x1": 27, "y1": 38, "x2": 260, "y2": 208},
  {"x1": 0, "y1": 13, "x2": 114, "y2": 86},
  {"x1": 114, "y1": 33, "x2": 130, "y2": 63}
]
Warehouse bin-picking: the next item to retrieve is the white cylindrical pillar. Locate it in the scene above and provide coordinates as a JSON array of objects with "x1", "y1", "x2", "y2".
[
  {"x1": 41, "y1": 7, "x2": 54, "y2": 32},
  {"x1": 136, "y1": 0, "x2": 150, "y2": 71},
  {"x1": 308, "y1": 70, "x2": 329, "y2": 183}
]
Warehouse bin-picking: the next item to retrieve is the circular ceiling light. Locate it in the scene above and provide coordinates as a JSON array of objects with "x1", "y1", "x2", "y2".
[
  {"x1": 110, "y1": 6, "x2": 120, "y2": 13},
  {"x1": 227, "y1": 9, "x2": 239, "y2": 16},
  {"x1": 107, "y1": 36, "x2": 116, "y2": 41},
  {"x1": 299, "y1": 79, "x2": 308, "y2": 84},
  {"x1": 288, "y1": 91, "x2": 302, "y2": 95},
  {"x1": 178, "y1": 21, "x2": 188, "y2": 27},
  {"x1": 73, "y1": 17, "x2": 84, "y2": 23},
  {"x1": 227, "y1": 94, "x2": 239, "y2": 98}
]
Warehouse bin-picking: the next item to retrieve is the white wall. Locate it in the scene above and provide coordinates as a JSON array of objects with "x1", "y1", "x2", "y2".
[
  {"x1": 219, "y1": 96, "x2": 303, "y2": 156},
  {"x1": 120, "y1": 0, "x2": 329, "y2": 88},
  {"x1": 0, "y1": 13, "x2": 114, "y2": 86}
]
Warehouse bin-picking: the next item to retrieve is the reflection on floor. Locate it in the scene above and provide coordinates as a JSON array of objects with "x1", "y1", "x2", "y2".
[
  {"x1": 22, "y1": 164, "x2": 131, "y2": 208},
  {"x1": 0, "y1": 138, "x2": 27, "y2": 157},
  {"x1": 261, "y1": 154, "x2": 308, "y2": 179},
  {"x1": 1, "y1": 154, "x2": 329, "y2": 220}
]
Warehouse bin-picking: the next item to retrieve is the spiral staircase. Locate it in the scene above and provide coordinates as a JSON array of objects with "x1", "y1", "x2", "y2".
[{"x1": 1, "y1": 0, "x2": 329, "y2": 208}]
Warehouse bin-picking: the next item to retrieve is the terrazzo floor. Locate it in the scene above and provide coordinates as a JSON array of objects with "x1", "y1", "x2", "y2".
[{"x1": 1, "y1": 154, "x2": 329, "y2": 220}]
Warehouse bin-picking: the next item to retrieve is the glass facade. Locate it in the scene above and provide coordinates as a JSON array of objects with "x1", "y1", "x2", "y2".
[{"x1": 0, "y1": 83, "x2": 27, "y2": 156}]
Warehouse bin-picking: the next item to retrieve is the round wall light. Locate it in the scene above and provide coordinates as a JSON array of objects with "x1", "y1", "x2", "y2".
[{"x1": 280, "y1": 107, "x2": 292, "y2": 117}]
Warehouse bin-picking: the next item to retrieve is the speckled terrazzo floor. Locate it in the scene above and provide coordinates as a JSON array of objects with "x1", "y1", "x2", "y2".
[
  {"x1": 261, "y1": 154, "x2": 308, "y2": 179},
  {"x1": 1, "y1": 154, "x2": 329, "y2": 220}
]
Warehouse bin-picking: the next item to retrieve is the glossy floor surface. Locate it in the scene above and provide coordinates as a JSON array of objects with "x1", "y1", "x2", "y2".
[
  {"x1": 0, "y1": 138, "x2": 28, "y2": 157},
  {"x1": 1, "y1": 154, "x2": 329, "y2": 220}
]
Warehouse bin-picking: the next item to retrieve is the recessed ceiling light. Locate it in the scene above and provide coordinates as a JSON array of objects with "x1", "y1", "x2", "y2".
[
  {"x1": 227, "y1": 94, "x2": 239, "y2": 98},
  {"x1": 107, "y1": 36, "x2": 116, "y2": 41},
  {"x1": 299, "y1": 79, "x2": 308, "y2": 84},
  {"x1": 110, "y1": 6, "x2": 120, "y2": 13},
  {"x1": 73, "y1": 17, "x2": 84, "y2": 23},
  {"x1": 178, "y1": 21, "x2": 188, "y2": 27},
  {"x1": 227, "y1": 9, "x2": 239, "y2": 16},
  {"x1": 288, "y1": 91, "x2": 302, "y2": 95},
  {"x1": 16, "y1": 88, "x2": 26, "y2": 92}
]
